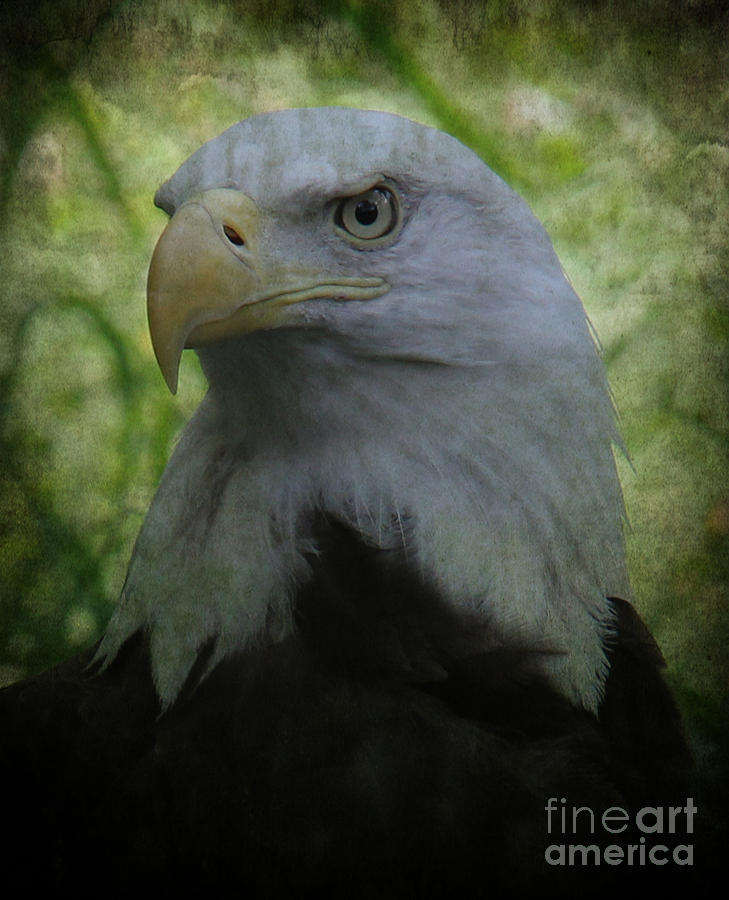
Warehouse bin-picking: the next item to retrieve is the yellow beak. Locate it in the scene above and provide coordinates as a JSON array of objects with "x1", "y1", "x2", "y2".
[{"x1": 147, "y1": 188, "x2": 389, "y2": 393}]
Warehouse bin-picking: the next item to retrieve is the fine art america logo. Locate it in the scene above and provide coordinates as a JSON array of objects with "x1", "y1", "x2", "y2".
[{"x1": 545, "y1": 797, "x2": 696, "y2": 867}]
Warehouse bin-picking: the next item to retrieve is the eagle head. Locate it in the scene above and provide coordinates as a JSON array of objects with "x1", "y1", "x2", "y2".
[{"x1": 97, "y1": 108, "x2": 629, "y2": 712}]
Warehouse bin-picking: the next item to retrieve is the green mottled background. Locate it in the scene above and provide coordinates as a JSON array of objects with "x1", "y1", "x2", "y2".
[{"x1": 1, "y1": 0, "x2": 727, "y2": 801}]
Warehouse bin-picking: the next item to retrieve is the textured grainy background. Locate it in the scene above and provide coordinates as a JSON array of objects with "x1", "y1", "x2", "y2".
[{"x1": 1, "y1": 0, "x2": 727, "y2": 824}]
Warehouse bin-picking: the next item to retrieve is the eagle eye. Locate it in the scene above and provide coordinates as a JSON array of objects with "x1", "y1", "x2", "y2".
[{"x1": 336, "y1": 186, "x2": 399, "y2": 244}]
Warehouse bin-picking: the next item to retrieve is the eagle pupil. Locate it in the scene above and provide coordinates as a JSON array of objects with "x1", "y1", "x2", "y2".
[{"x1": 355, "y1": 199, "x2": 378, "y2": 226}]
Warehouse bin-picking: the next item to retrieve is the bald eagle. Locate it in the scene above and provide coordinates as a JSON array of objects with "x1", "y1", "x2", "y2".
[{"x1": 1, "y1": 109, "x2": 692, "y2": 896}]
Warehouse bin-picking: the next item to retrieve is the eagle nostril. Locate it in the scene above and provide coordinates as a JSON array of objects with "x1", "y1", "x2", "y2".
[{"x1": 223, "y1": 225, "x2": 245, "y2": 246}]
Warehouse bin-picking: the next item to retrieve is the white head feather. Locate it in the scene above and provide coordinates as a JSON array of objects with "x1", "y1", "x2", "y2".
[{"x1": 96, "y1": 108, "x2": 630, "y2": 712}]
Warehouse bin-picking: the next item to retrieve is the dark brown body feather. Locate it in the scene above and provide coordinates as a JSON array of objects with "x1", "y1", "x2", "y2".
[{"x1": 0, "y1": 519, "x2": 698, "y2": 897}]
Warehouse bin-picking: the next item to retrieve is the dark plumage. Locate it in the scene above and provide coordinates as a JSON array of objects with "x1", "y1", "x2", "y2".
[{"x1": 1, "y1": 518, "x2": 691, "y2": 897}]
